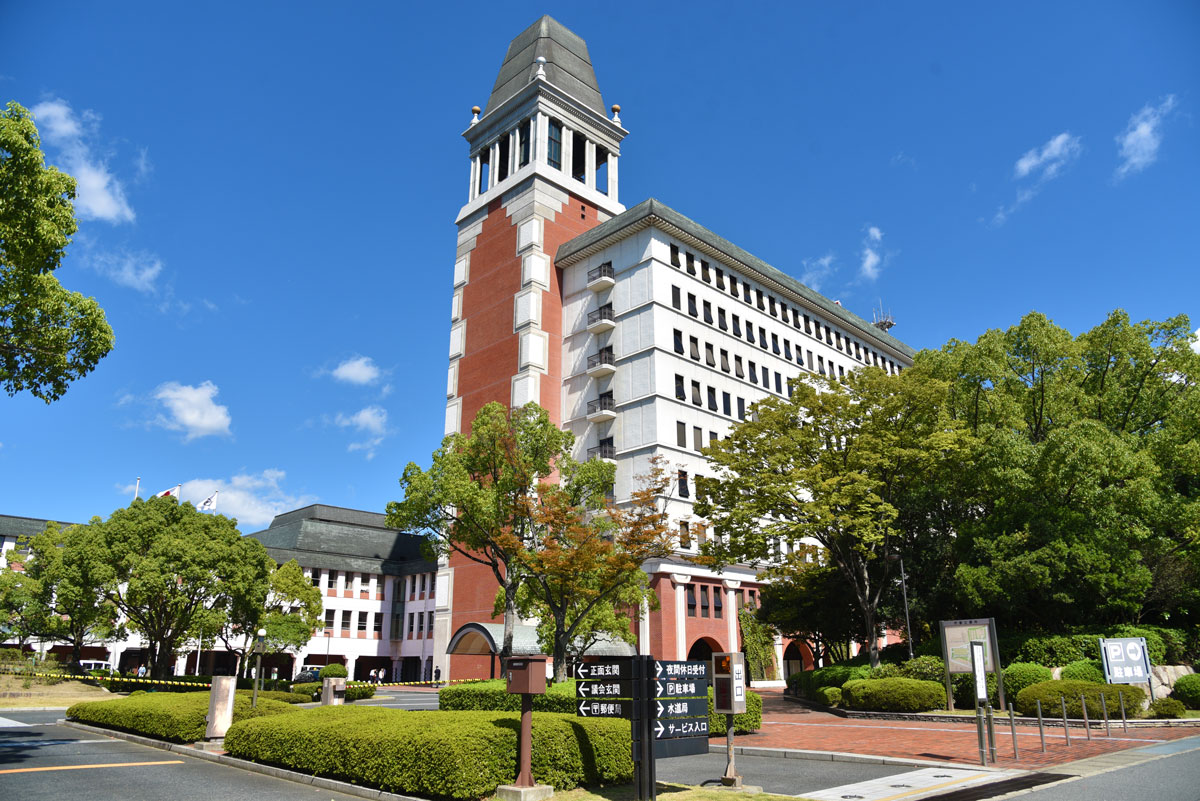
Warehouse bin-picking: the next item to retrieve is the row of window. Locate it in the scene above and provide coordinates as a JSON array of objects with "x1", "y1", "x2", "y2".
[
  {"x1": 666, "y1": 246, "x2": 903, "y2": 374},
  {"x1": 674, "y1": 372, "x2": 749, "y2": 420},
  {"x1": 310, "y1": 569, "x2": 436, "y2": 602},
  {"x1": 404, "y1": 572, "x2": 436, "y2": 601},
  {"x1": 321, "y1": 608, "x2": 436, "y2": 641},
  {"x1": 673, "y1": 328, "x2": 805, "y2": 396},
  {"x1": 685, "y1": 585, "x2": 758, "y2": 618}
]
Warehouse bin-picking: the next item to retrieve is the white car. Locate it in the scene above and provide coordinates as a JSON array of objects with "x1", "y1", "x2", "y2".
[{"x1": 79, "y1": 660, "x2": 113, "y2": 672}]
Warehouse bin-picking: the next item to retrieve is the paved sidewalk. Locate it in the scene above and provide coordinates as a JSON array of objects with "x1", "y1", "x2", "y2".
[{"x1": 740, "y1": 690, "x2": 1199, "y2": 769}]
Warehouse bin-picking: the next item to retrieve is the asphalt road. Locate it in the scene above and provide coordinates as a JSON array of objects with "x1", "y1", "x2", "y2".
[
  {"x1": 356, "y1": 688, "x2": 443, "y2": 710},
  {"x1": 0, "y1": 709, "x2": 363, "y2": 801},
  {"x1": 655, "y1": 750, "x2": 917, "y2": 796},
  {"x1": 1014, "y1": 740, "x2": 1200, "y2": 801}
]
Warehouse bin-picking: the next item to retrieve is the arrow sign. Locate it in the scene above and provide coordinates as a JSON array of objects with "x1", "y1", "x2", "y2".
[
  {"x1": 654, "y1": 716, "x2": 709, "y2": 739},
  {"x1": 578, "y1": 699, "x2": 634, "y2": 718},
  {"x1": 656, "y1": 697, "x2": 708, "y2": 718},
  {"x1": 655, "y1": 678, "x2": 708, "y2": 698},
  {"x1": 654, "y1": 660, "x2": 709, "y2": 681},
  {"x1": 574, "y1": 660, "x2": 633, "y2": 681},
  {"x1": 576, "y1": 679, "x2": 635, "y2": 698}
]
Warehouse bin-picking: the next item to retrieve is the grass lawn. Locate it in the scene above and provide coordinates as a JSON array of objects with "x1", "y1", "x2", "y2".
[
  {"x1": 0, "y1": 674, "x2": 117, "y2": 708},
  {"x1": 537, "y1": 783, "x2": 811, "y2": 801}
]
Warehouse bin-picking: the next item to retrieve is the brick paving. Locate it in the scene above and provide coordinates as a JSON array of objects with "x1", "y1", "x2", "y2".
[{"x1": 737, "y1": 689, "x2": 1200, "y2": 769}]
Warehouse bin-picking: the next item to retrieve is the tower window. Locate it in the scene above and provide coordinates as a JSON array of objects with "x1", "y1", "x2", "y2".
[
  {"x1": 547, "y1": 120, "x2": 563, "y2": 170},
  {"x1": 518, "y1": 119, "x2": 531, "y2": 166},
  {"x1": 477, "y1": 149, "x2": 490, "y2": 194},
  {"x1": 671, "y1": 286, "x2": 681, "y2": 309},
  {"x1": 673, "y1": 329, "x2": 684, "y2": 354},
  {"x1": 595, "y1": 145, "x2": 609, "y2": 194},
  {"x1": 497, "y1": 135, "x2": 510, "y2": 182},
  {"x1": 572, "y1": 131, "x2": 587, "y2": 182}
]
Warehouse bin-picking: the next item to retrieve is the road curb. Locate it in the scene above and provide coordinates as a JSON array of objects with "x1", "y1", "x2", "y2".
[
  {"x1": 0, "y1": 706, "x2": 70, "y2": 712},
  {"x1": 707, "y1": 742, "x2": 1007, "y2": 771},
  {"x1": 59, "y1": 720, "x2": 426, "y2": 801}
]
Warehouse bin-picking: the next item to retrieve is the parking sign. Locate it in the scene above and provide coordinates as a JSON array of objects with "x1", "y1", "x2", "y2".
[{"x1": 1098, "y1": 637, "x2": 1152, "y2": 685}]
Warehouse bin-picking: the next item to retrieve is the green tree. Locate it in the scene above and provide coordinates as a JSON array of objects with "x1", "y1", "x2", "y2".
[
  {"x1": 0, "y1": 101, "x2": 113, "y2": 401},
  {"x1": 215, "y1": 559, "x2": 323, "y2": 675},
  {"x1": 387, "y1": 401, "x2": 579, "y2": 665},
  {"x1": 514, "y1": 458, "x2": 674, "y2": 681},
  {"x1": 757, "y1": 556, "x2": 860, "y2": 666},
  {"x1": 9, "y1": 522, "x2": 118, "y2": 668},
  {"x1": 696, "y1": 368, "x2": 972, "y2": 667},
  {"x1": 917, "y1": 310, "x2": 1200, "y2": 628},
  {"x1": 91, "y1": 496, "x2": 275, "y2": 678}
]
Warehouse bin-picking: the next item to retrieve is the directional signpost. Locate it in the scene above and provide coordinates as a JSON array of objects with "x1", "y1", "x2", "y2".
[{"x1": 575, "y1": 656, "x2": 710, "y2": 801}]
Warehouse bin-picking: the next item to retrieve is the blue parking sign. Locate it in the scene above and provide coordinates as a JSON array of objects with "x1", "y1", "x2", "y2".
[{"x1": 1098, "y1": 637, "x2": 1152, "y2": 685}]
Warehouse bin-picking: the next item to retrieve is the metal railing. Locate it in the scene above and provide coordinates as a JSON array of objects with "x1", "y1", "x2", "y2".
[
  {"x1": 587, "y1": 305, "x2": 615, "y2": 325},
  {"x1": 587, "y1": 442, "x2": 617, "y2": 460},
  {"x1": 587, "y1": 261, "x2": 614, "y2": 283},
  {"x1": 587, "y1": 350, "x2": 616, "y2": 370},
  {"x1": 586, "y1": 395, "x2": 616, "y2": 415}
]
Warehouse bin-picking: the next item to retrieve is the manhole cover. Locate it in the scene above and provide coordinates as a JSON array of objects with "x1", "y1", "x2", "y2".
[
  {"x1": 933, "y1": 774, "x2": 953, "y2": 778},
  {"x1": 890, "y1": 784, "x2": 913, "y2": 789},
  {"x1": 841, "y1": 796, "x2": 865, "y2": 800}
]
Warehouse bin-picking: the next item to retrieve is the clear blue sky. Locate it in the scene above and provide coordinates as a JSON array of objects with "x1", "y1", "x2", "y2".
[{"x1": 4, "y1": 1, "x2": 1198, "y2": 531}]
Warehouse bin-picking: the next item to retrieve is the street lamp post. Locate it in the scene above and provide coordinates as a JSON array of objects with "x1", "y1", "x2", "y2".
[
  {"x1": 886, "y1": 552, "x2": 914, "y2": 660},
  {"x1": 251, "y1": 628, "x2": 266, "y2": 708}
]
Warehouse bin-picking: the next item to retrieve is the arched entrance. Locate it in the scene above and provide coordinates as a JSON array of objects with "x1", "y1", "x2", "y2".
[
  {"x1": 782, "y1": 640, "x2": 814, "y2": 678},
  {"x1": 687, "y1": 636, "x2": 722, "y2": 662}
]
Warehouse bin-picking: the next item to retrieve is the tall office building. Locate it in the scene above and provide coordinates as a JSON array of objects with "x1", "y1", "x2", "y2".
[{"x1": 437, "y1": 16, "x2": 915, "y2": 679}]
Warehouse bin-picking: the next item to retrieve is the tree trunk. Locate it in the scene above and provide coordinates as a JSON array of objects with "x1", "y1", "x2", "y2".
[
  {"x1": 553, "y1": 609, "x2": 569, "y2": 683},
  {"x1": 500, "y1": 576, "x2": 518, "y2": 669},
  {"x1": 862, "y1": 608, "x2": 880, "y2": 668}
]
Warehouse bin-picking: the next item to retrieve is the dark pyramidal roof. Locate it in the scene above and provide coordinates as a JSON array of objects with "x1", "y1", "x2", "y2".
[{"x1": 484, "y1": 15, "x2": 605, "y2": 116}]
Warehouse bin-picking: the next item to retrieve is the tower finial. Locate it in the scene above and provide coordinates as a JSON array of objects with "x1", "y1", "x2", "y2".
[
  {"x1": 611, "y1": 104, "x2": 621, "y2": 124},
  {"x1": 470, "y1": 106, "x2": 480, "y2": 126},
  {"x1": 534, "y1": 55, "x2": 547, "y2": 80}
]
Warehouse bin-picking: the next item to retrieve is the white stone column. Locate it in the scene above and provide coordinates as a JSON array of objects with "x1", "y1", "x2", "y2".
[
  {"x1": 723, "y1": 579, "x2": 741, "y2": 652},
  {"x1": 671, "y1": 574, "x2": 691, "y2": 660},
  {"x1": 346, "y1": 655, "x2": 358, "y2": 681},
  {"x1": 469, "y1": 155, "x2": 479, "y2": 201},
  {"x1": 608, "y1": 153, "x2": 619, "y2": 201},
  {"x1": 535, "y1": 112, "x2": 547, "y2": 164},
  {"x1": 510, "y1": 130, "x2": 519, "y2": 175},
  {"x1": 639, "y1": 597, "x2": 651, "y2": 655},
  {"x1": 562, "y1": 125, "x2": 574, "y2": 178},
  {"x1": 488, "y1": 142, "x2": 499, "y2": 191},
  {"x1": 584, "y1": 140, "x2": 596, "y2": 190},
  {"x1": 773, "y1": 634, "x2": 785, "y2": 681}
]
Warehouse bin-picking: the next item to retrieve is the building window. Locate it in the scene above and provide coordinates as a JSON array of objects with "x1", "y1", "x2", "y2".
[
  {"x1": 674, "y1": 329, "x2": 684, "y2": 354},
  {"x1": 784, "y1": 340, "x2": 792, "y2": 360},
  {"x1": 827, "y1": 328, "x2": 834, "y2": 345},
  {"x1": 417, "y1": 609, "x2": 425, "y2": 637},
  {"x1": 818, "y1": 355, "x2": 826, "y2": 375},
  {"x1": 705, "y1": 343, "x2": 716, "y2": 367},
  {"x1": 807, "y1": 350, "x2": 814, "y2": 370},
  {"x1": 720, "y1": 349, "x2": 730, "y2": 372},
  {"x1": 686, "y1": 253, "x2": 696, "y2": 276},
  {"x1": 748, "y1": 589, "x2": 758, "y2": 607},
  {"x1": 693, "y1": 425, "x2": 703, "y2": 452},
  {"x1": 762, "y1": 365, "x2": 770, "y2": 385},
  {"x1": 804, "y1": 314, "x2": 813, "y2": 335},
  {"x1": 715, "y1": 268, "x2": 725, "y2": 289},
  {"x1": 687, "y1": 586, "x2": 697, "y2": 616},
  {"x1": 689, "y1": 336, "x2": 700, "y2": 361},
  {"x1": 780, "y1": 303, "x2": 789, "y2": 324},
  {"x1": 547, "y1": 120, "x2": 563, "y2": 169},
  {"x1": 374, "y1": 613, "x2": 383, "y2": 635},
  {"x1": 358, "y1": 612, "x2": 368, "y2": 633},
  {"x1": 737, "y1": 397, "x2": 746, "y2": 420},
  {"x1": 341, "y1": 610, "x2": 351, "y2": 631},
  {"x1": 691, "y1": 380, "x2": 702, "y2": 406},
  {"x1": 311, "y1": 569, "x2": 321, "y2": 587},
  {"x1": 759, "y1": 328, "x2": 768, "y2": 349},
  {"x1": 678, "y1": 470, "x2": 689, "y2": 498},
  {"x1": 327, "y1": 570, "x2": 338, "y2": 590},
  {"x1": 772, "y1": 334, "x2": 780, "y2": 355},
  {"x1": 732, "y1": 314, "x2": 741, "y2": 337},
  {"x1": 703, "y1": 300, "x2": 713, "y2": 324},
  {"x1": 775, "y1": 372, "x2": 782, "y2": 393},
  {"x1": 670, "y1": 244, "x2": 680, "y2": 267},
  {"x1": 671, "y1": 286, "x2": 681, "y2": 309},
  {"x1": 346, "y1": 572, "x2": 356, "y2": 594},
  {"x1": 735, "y1": 356, "x2": 744, "y2": 378},
  {"x1": 518, "y1": 119, "x2": 531, "y2": 166},
  {"x1": 700, "y1": 586, "x2": 710, "y2": 617},
  {"x1": 701, "y1": 261, "x2": 711, "y2": 283},
  {"x1": 428, "y1": 611, "x2": 434, "y2": 635},
  {"x1": 838, "y1": 365, "x2": 846, "y2": 379},
  {"x1": 707, "y1": 386, "x2": 718, "y2": 411},
  {"x1": 756, "y1": 289, "x2": 765, "y2": 310},
  {"x1": 679, "y1": 521, "x2": 691, "y2": 549},
  {"x1": 718, "y1": 308, "x2": 727, "y2": 330},
  {"x1": 677, "y1": 421, "x2": 687, "y2": 447},
  {"x1": 769, "y1": 297, "x2": 777, "y2": 316},
  {"x1": 676, "y1": 375, "x2": 686, "y2": 400},
  {"x1": 572, "y1": 131, "x2": 587, "y2": 182},
  {"x1": 835, "y1": 332, "x2": 843, "y2": 350},
  {"x1": 745, "y1": 321, "x2": 755, "y2": 344},
  {"x1": 714, "y1": 588, "x2": 723, "y2": 618},
  {"x1": 709, "y1": 431, "x2": 718, "y2": 446},
  {"x1": 688, "y1": 293, "x2": 698, "y2": 317},
  {"x1": 723, "y1": 392, "x2": 731, "y2": 416},
  {"x1": 325, "y1": 609, "x2": 335, "y2": 630},
  {"x1": 749, "y1": 361, "x2": 758, "y2": 384},
  {"x1": 743, "y1": 280, "x2": 753, "y2": 303},
  {"x1": 420, "y1": 574, "x2": 427, "y2": 597},
  {"x1": 407, "y1": 612, "x2": 415, "y2": 639}
]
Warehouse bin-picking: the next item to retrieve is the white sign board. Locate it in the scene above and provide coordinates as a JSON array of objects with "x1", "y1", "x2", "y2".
[
  {"x1": 970, "y1": 641, "x2": 988, "y2": 703},
  {"x1": 1099, "y1": 637, "x2": 1152, "y2": 685}
]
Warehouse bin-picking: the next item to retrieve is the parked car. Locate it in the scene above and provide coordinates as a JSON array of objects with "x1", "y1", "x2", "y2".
[
  {"x1": 78, "y1": 660, "x2": 113, "y2": 673},
  {"x1": 293, "y1": 668, "x2": 320, "y2": 684}
]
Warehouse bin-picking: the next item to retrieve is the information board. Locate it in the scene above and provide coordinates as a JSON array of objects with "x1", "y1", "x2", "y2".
[
  {"x1": 1099, "y1": 637, "x2": 1153, "y2": 685},
  {"x1": 942, "y1": 619, "x2": 996, "y2": 673}
]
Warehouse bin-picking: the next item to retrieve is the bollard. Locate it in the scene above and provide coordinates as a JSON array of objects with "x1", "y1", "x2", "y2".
[
  {"x1": 1101, "y1": 693, "x2": 1110, "y2": 737},
  {"x1": 975, "y1": 703, "x2": 988, "y2": 766},
  {"x1": 1036, "y1": 699, "x2": 1046, "y2": 752},
  {"x1": 205, "y1": 675, "x2": 237, "y2": 740},
  {"x1": 985, "y1": 704, "x2": 997, "y2": 763},
  {"x1": 1119, "y1": 692, "x2": 1128, "y2": 733},
  {"x1": 1008, "y1": 704, "x2": 1019, "y2": 761},
  {"x1": 1080, "y1": 694, "x2": 1091, "y2": 740},
  {"x1": 1061, "y1": 696, "x2": 1071, "y2": 746},
  {"x1": 321, "y1": 676, "x2": 347, "y2": 706}
]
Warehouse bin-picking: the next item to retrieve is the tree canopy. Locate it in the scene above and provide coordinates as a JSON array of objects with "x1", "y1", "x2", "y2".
[{"x1": 0, "y1": 101, "x2": 113, "y2": 401}]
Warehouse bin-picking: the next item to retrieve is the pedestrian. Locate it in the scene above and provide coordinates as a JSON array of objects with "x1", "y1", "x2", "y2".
[
  {"x1": 136, "y1": 664, "x2": 146, "y2": 678},
  {"x1": 434, "y1": 665, "x2": 441, "y2": 686}
]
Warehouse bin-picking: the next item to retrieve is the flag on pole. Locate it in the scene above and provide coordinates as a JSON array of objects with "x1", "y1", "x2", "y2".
[
  {"x1": 196, "y1": 491, "x2": 218, "y2": 512},
  {"x1": 155, "y1": 484, "x2": 181, "y2": 499}
]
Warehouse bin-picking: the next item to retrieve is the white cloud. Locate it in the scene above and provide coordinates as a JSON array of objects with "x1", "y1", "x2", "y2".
[
  {"x1": 1114, "y1": 95, "x2": 1177, "y2": 181},
  {"x1": 859, "y1": 226, "x2": 885, "y2": 282},
  {"x1": 335, "y1": 405, "x2": 388, "y2": 459},
  {"x1": 800, "y1": 254, "x2": 836, "y2": 292},
  {"x1": 867, "y1": 226, "x2": 882, "y2": 243},
  {"x1": 31, "y1": 98, "x2": 135, "y2": 224},
  {"x1": 154, "y1": 381, "x2": 232, "y2": 440},
  {"x1": 178, "y1": 469, "x2": 317, "y2": 529},
  {"x1": 81, "y1": 247, "x2": 163, "y2": 292},
  {"x1": 331, "y1": 355, "x2": 381, "y2": 385},
  {"x1": 993, "y1": 132, "x2": 1082, "y2": 225}
]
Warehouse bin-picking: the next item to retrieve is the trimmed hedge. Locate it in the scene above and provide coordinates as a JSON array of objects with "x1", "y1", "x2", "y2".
[
  {"x1": 1060, "y1": 659, "x2": 1105, "y2": 683},
  {"x1": 952, "y1": 672, "x2": 998, "y2": 708},
  {"x1": 1003, "y1": 662, "x2": 1053, "y2": 698},
  {"x1": 1014, "y1": 680, "x2": 1146, "y2": 718},
  {"x1": 290, "y1": 681, "x2": 376, "y2": 702},
  {"x1": 440, "y1": 678, "x2": 761, "y2": 734},
  {"x1": 786, "y1": 663, "x2": 871, "y2": 699},
  {"x1": 1148, "y1": 697, "x2": 1187, "y2": 719},
  {"x1": 842, "y1": 678, "x2": 945, "y2": 712},
  {"x1": 67, "y1": 691, "x2": 297, "y2": 742},
  {"x1": 238, "y1": 689, "x2": 311, "y2": 704},
  {"x1": 224, "y1": 706, "x2": 632, "y2": 799},
  {"x1": 900, "y1": 656, "x2": 945, "y2": 683},
  {"x1": 816, "y1": 686, "x2": 842, "y2": 707},
  {"x1": 1170, "y1": 673, "x2": 1200, "y2": 709},
  {"x1": 319, "y1": 664, "x2": 349, "y2": 679}
]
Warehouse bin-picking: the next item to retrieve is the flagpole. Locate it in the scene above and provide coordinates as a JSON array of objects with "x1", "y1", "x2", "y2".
[{"x1": 134, "y1": 477, "x2": 140, "y2": 500}]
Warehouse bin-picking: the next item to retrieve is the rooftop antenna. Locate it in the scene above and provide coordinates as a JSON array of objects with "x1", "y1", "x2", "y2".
[{"x1": 872, "y1": 300, "x2": 895, "y2": 332}]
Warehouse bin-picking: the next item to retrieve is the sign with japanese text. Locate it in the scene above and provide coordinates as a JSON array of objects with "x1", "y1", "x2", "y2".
[
  {"x1": 576, "y1": 679, "x2": 635, "y2": 698},
  {"x1": 653, "y1": 716, "x2": 709, "y2": 739},
  {"x1": 1099, "y1": 637, "x2": 1153, "y2": 685},
  {"x1": 578, "y1": 699, "x2": 634, "y2": 718},
  {"x1": 656, "y1": 697, "x2": 708, "y2": 718},
  {"x1": 575, "y1": 660, "x2": 633, "y2": 681}
]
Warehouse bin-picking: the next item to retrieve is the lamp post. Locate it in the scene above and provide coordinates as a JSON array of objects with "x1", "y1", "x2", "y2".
[
  {"x1": 251, "y1": 628, "x2": 266, "y2": 708},
  {"x1": 886, "y1": 552, "x2": 914, "y2": 660}
]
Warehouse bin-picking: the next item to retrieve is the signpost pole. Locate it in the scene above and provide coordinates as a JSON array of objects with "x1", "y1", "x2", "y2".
[
  {"x1": 970, "y1": 641, "x2": 988, "y2": 766},
  {"x1": 1119, "y1": 692, "x2": 1128, "y2": 733},
  {"x1": 985, "y1": 704, "x2": 997, "y2": 763},
  {"x1": 975, "y1": 704, "x2": 988, "y2": 766}
]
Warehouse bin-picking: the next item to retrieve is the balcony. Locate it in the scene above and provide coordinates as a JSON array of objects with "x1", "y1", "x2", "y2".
[
  {"x1": 586, "y1": 261, "x2": 616, "y2": 292},
  {"x1": 586, "y1": 348, "x2": 616, "y2": 378},
  {"x1": 586, "y1": 394, "x2": 617, "y2": 423},
  {"x1": 587, "y1": 442, "x2": 617, "y2": 463},
  {"x1": 586, "y1": 304, "x2": 616, "y2": 334}
]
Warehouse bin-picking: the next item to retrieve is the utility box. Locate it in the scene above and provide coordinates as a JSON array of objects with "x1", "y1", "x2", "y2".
[
  {"x1": 321, "y1": 676, "x2": 347, "y2": 706},
  {"x1": 506, "y1": 656, "x2": 547, "y2": 695},
  {"x1": 712, "y1": 652, "x2": 746, "y2": 714}
]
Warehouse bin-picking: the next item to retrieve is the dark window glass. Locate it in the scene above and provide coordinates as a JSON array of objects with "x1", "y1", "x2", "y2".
[
  {"x1": 700, "y1": 586, "x2": 710, "y2": 617},
  {"x1": 703, "y1": 300, "x2": 713, "y2": 324},
  {"x1": 690, "y1": 337, "x2": 700, "y2": 360},
  {"x1": 735, "y1": 356, "x2": 744, "y2": 378},
  {"x1": 784, "y1": 340, "x2": 792, "y2": 359},
  {"x1": 804, "y1": 314, "x2": 812, "y2": 335},
  {"x1": 691, "y1": 381, "x2": 702, "y2": 406},
  {"x1": 701, "y1": 261, "x2": 710, "y2": 282},
  {"x1": 738, "y1": 397, "x2": 746, "y2": 419},
  {"x1": 675, "y1": 374, "x2": 685, "y2": 400},
  {"x1": 732, "y1": 315, "x2": 742, "y2": 336},
  {"x1": 518, "y1": 119, "x2": 531, "y2": 166},
  {"x1": 677, "y1": 421, "x2": 687, "y2": 447},
  {"x1": 715, "y1": 268, "x2": 725, "y2": 289},
  {"x1": 723, "y1": 392, "x2": 731, "y2": 415},
  {"x1": 707, "y1": 386, "x2": 717, "y2": 411},
  {"x1": 673, "y1": 329, "x2": 684, "y2": 354},
  {"x1": 688, "y1": 293, "x2": 698, "y2": 317},
  {"x1": 720, "y1": 349, "x2": 730, "y2": 372},
  {"x1": 670, "y1": 244, "x2": 681, "y2": 267},
  {"x1": 671, "y1": 286, "x2": 681, "y2": 309},
  {"x1": 693, "y1": 426, "x2": 703, "y2": 452},
  {"x1": 686, "y1": 585, "x2": 696, "y2": 614},
  {"x1": 749, "y1": 361, "x2": 758, "y2": 384},
  {"x1": 718, "y1": 308, "x2": 727, "y2": 330},
  {"x1": 686, "y1": 253, "x2": 696, "y2": 276},
  {"x1": 772, "y1": 334, "x2": 780, "y2": 354},
  {"x1": 756, "y1": 289, "x2": 765, "y2": 310},
  {"x1": 775, "y1": 372, "x2": 782, "y2": 393},
  {"x1": 746, "y1": 321, "x2": 755, "y2": 344},
  {"x1": 759, "y1": 328, "x2": 768, "y2": 349},
  {"x1": 762, "y1": 365, "x2": 769, "y2": 385},
  {"x1": 678, "y1": 471, "x2": 690, "y2": 498},
  {"x1": 705, "y1": 343, "x2": 716, "y2": 367},
  {"x1": 547, "y1": 121, "x2": 563, "y2": 169},
  {"x1": 769, "y1": 297, "x2": 776, "y2": 316},
  {"x1": 780, "y1": 303, "x2": 789, "y2": 324}
]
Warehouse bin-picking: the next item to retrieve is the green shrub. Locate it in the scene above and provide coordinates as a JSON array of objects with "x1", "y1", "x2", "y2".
[
  {"x1": 1170, "y1": 673, "x2": 1200, "y2": 709},
  {"x1": 787, "y1": 663, "x2": 872, "y2": 699},
  {"x1": 68, "y1": 691, "x2": 296, "y2": 742},
  {"x1": 288, "y1": 681, "x2": 374, "y2": 702},
  {"x1": 1061, "y1": 659, "x2": 1105, "y2": 683},
  {"x1": 1003, "y1": 662, "x2": 1053, "y2": 698},
  {"x1": 816, "y1": 686, "x2": 841, "y2": 707},
  {"x1": 900, "y1": 656, "x2": 945, "y2": 683},
  {"x1": 868, "y1": 663, "x2": 902, "y2": 679},
  {"x1": 1014, "y1": 680, "x2": 1146, "y2": 718},
  {"x1": 319, "y1": 664, "x2": 348, "y2": 679},
  {"x1": 706, "y1": 686, "x2": 762, "y2": 734},
  {"x1": 438, "y1": 679, "x2": 577, "y2": 713},
  {"x1": 235, "y1": 689, "x2": 311, "y2": 704},
  {"x1": 842, "y1": 678, "x2": 945, "y2": 712},
  {"x1": 952, "y1": 671, "x2": 997, "y2": 708},
  {"x1": 224, "y1": 706, "x2": 632, "y2": 799},
  {"x1": 1147, "y1": 697, "x2": 1186, "y2": 719}
]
